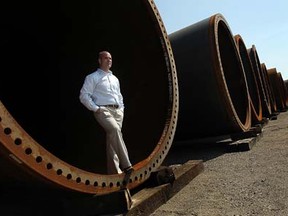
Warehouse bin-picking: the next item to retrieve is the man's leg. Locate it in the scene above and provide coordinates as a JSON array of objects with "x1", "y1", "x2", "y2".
[{"x1": 94, "y1": 107, "x2": 131, "y2": 174}]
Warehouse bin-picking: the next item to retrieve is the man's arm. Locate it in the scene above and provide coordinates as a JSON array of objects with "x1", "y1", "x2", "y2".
[{"x1": 79, "y1": 75, "x2": 100, "y2": 112}]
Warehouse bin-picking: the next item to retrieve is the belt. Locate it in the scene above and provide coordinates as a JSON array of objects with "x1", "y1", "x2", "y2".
[{"x1": 103, "y1": 104, "x2": 119, "y2": 108}]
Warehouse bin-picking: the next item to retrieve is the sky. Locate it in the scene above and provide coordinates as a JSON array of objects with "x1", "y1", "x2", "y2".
[{"x1": 154, "y1": 0, "x2": 288, "y2": 81}]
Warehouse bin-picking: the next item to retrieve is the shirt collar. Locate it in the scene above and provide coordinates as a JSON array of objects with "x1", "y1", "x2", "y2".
[{"x1": 98, "y1": 68, "x2": 112, "y2": 74}]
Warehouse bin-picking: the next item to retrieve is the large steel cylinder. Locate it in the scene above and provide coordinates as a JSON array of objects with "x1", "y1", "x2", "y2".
[
  {"x1": 234, "y1": 35, "x2": 262, "y2": 124},
  {"x1": 285, "y1": 80, "x2": 288, "y2": 93},
  {"x1": 285, "y1": 79, "x2": 288, "y2": 106},
  {"x1": 277, "y1": 72, "x2": 288, "y2": 109},
  {"x1": 267, "y1": 68, "x2": 286, "y2": 111},
  {"x1": 261, "y1": 63, "x2": 277, "y2": 114},
  {"x1": 247, "y1": 45, "x2": 272, "y2": 118},
  {"x1": 169, "y1": 13, "x2": 251, "y2": 141},
  {"x1": 0, "y1": 0, "x2": 178, "y2": 195}
]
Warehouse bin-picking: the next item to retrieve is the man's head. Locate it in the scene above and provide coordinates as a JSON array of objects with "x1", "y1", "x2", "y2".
[{"x1": 98, "y1": 51, "x2": 112, "y2": 72}]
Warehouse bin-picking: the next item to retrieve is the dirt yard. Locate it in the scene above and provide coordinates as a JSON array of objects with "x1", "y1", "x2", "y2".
[{"x1": 150, "y1": 111, "x2": 288, "y2": 216}]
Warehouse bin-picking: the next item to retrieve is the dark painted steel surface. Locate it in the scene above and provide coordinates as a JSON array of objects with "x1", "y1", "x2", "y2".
[
  {"x1": 285, "y1": 79, "x2": 288, "y2": 108},
  {"x1": 247, "y1": 45, "x2": 272, "y2": 118},
  {"x1": 285, "y1": 80, "x2": 288, "y2": 95},
  {"x1": 0, "y1": 0, "x2": 178, "y2": 195},
  {"x1": 169, "y1": 13, "x2": 251, "y2": 141},
  {"x1": 277, "y1": 72, "x2": 288, "y2": 109},
  {"x1": 267, "y1": 68, "x2": 285, "y2": 111},
  {"x1": 261, "y1": 63, "x2": 277, "y2": 113},
  {"x1": 234, "y1": 35, "x2": 262, "y2": 124}
]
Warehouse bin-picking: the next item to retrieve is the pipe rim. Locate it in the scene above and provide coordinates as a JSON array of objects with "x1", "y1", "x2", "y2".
[
  {"x1": 211, "y1": 14, "x2": 251, "y2": 131},
  {"x1": 0, "y1": 0, "x2": 179, "y2": 195},
  {"x1": 234, "y1": 34, "x2": 262, "y2": 123}
]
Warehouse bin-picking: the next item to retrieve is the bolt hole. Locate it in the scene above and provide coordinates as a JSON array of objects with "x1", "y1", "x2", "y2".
[
  {"x1": 56, "y1": 169, "x2": 62, "y2": 175},
  {"x1": 36, "y1": 156, "x2": 42, "y2": 163},
  {"x1": 4, "y1": 127, "x2": 12, "y2": 135},
  {"x1": 14, "y1": 138, "x2": 22, "y2": 145},
  {"x1": 67, "y1": 174, "x2": 72, "y2": 180},
  {"x1": 25, "y1": 148, "x2": 32, "y2": 155},
  {"x1": 46, "y1": 163, "x2": 53, "y2": 170}
]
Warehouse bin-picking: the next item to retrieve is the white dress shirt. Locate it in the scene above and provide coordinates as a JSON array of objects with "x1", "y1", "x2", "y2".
[{"x1": 79, "y1": 69, "x2": 124, "y2": 112}]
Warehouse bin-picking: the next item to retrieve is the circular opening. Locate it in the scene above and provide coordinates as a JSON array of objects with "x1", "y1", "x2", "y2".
[
  {"x1": 217, "y1": 21, "x2": 249, "y2": 126},
  {"x1": 0, "y1": 1, "x2": 172, "y2": 175},
  {"x1": 66, "y1": 174, "x2": 72, "y2": 180},
  {"x1": 36, "y1": 156, "x2": 43, "y2": 163},
  {"x1": 236, "y1": 38, "x2": 260, "y2": 116},
  {"x1": 14, "y1": 138, "x2": 22, "y2": 146},
  {"x1": 46, "y1": 163, "x2": 53, "y2": 170},
  {"x1": 56, "y1": 169, "x2": 63, "y2": 175},
  {"x1": 4, "y1": 128, "x2": 12, "y2": 135},
  {"x1": 25, "y1": 148, "x2": 32, "y2": 155}
]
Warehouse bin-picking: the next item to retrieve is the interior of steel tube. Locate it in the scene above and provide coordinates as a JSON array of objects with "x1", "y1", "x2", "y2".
[
  {"x1": 216, "y1": 20, "x2": 251, "y2": 131},
  {"x1": 0, "y1": 0, "x2": 178, "y2": 194},
  {"x1": 234, "y1": 35, "x2": 262, "y2": 124}
]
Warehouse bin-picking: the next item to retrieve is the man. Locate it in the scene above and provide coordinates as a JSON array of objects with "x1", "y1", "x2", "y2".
[{"x1": 79, "y1": 51, "x2": 133, "y2": 174}]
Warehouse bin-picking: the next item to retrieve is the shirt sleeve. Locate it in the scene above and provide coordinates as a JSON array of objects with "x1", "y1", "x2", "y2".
[
  {"x1": 79, "y1": 74, "x2": 99, "y2": 112},
  {"x1": 116, "y1": 77, "x2": 125, "y2": 110}
]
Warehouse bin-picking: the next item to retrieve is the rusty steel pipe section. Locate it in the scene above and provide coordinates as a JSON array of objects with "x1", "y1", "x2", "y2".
[
  {"x1": 169, "y1": 13, "x2": 251, "y2": 141},
  {"x1": 261, "y1": 63, "x2": 277, "y2": 114},
  {"x1": 234, "y1": 35, "x2": 262, "y2": 124},
  {"x1": 285, "y1": 80, "x2": 288, "y2": 95},
  {"x1": 285, "y1": 79, "x2": 288, "y2": 108},
  {"x1": 267, "y1": 68, "x2": 286, "y2": 111},
  {"x1": 277, "y1": 72, "x2": 288, "y2": 109},
  {"x1": 0, "y1": 0, "x2": 178, "y2": 195},
  {"x1": 247, "y1": 45, "x2": 272, "y2": 118}
]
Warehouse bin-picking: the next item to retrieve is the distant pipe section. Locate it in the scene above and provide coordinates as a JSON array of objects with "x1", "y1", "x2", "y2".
[
  {"x1": 261, "y1": 63, "x2": 277, "y2": 114},
  {"x1": 285, "y1": 80, "x2": 288, "y2": 94},
  {"x1": 267, "y1": 68, "x2": 286, "y2": 111},
  {"x1": 285, "y1": 79, "x2": 288, "y2": 107},
  {"x1": 277, "y1": 72, "x2": 288, "y2": 109},
  {"x1": 247, "y1": 45, "x2": 272, "y2": 118},
  {"x1": 169, "y1": 13, "x2": 251, "y2": 141},
  {"x1": 0, "y1": 0, "x2": 178, "y2": 195},
  {"x1": 234, "y1": 35, "x2": 262, "y2": 124}
]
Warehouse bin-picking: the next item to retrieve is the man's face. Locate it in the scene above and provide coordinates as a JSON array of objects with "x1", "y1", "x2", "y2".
[{"x1": 99, "y1": 52, "x2": 112, "y2": 69}]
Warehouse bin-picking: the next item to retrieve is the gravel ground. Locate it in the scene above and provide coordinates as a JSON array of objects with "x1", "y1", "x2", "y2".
[{"x1": 150, "y1": 111, "x2": 288, "y2": 216}]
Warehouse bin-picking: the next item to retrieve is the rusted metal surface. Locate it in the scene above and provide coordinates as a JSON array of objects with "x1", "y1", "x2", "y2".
[
  {"x1": 247, "y1": 45, "x2": 272, "y2": 118},
  {"x1": 234, "y1": 35, "x2": 262, "y2": 124},
  {"x1": 277, "y1": 72, "x2": 288, "y2": 109},
  {"x1": 169, "y1": 13, "x2": 251, "y2": 141},
  {"x1": 0, "y1": 0, "x2": 178, "y2": 195},
  {"x1": 267, "y1": 68, "x2": 286, "y2": 111},
  {"x1": 285, "y1": 80, "x2": 288, "y2": 95},
  {"x1": 285, "y1": 79, "x2": 288, "y2": 108},
  {"x1": 261, "y1": 63, "x2": 277, "y2": 113}
]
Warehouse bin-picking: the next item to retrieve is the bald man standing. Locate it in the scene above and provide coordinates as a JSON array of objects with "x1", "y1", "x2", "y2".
[{"x1": 79, "y1": 51, "x2": 133, "y2": 174}]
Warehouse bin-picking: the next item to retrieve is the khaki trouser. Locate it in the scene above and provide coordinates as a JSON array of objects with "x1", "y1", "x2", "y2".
[{"x1": 94, "y1": 107, "x2": 131, "y2": 174}]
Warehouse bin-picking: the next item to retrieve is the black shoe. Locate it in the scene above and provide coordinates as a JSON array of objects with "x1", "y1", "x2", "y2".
[{"x1": 123, "y1": 166, "x2": 134, "y2": 174}]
